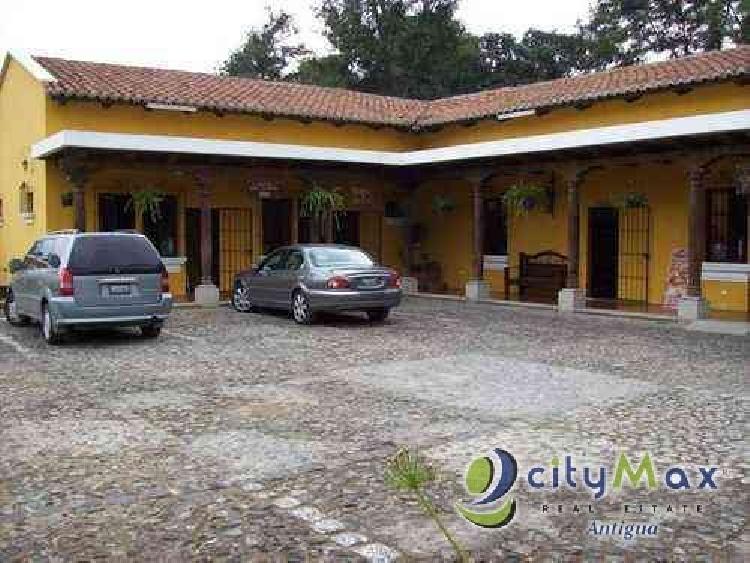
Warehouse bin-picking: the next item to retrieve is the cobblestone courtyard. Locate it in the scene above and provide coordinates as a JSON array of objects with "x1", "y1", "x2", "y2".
[{"x1": 0, "y1": 298, "x2": 747, "y2": 561}]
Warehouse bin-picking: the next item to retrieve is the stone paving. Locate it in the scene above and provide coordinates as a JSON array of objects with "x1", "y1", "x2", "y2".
[{"x1": 0, "y1": 298, "x2": 747, "y2": 561}]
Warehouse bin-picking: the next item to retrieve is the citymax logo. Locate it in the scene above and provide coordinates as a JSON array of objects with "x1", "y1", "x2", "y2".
[
  {"x1": 527, "y1": 453, "x2": 719, "y2": 499},
  {"x1": 457, "y1": 449, "x2": 718, "y2": 529}
]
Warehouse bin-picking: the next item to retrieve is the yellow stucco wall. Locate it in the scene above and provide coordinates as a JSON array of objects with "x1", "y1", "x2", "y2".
[
  {"x1": 419, "y1": 82, "x2": 750, "y2": 149},
  {"x1": 703, "y1": 280, "x2": 749, "y2": 312},
  {"x1": 0, "y1": 60, "x2": 48, "y2": 286},
  {"x1": 45, "y1": 100, "x2": 414, "y2": 152},
  {"x1": 418, "y1": 158, "x2": 748, "y2": 312},
  {"x1": 412, "y1": 178, "x2": 474, "y2": 292}
]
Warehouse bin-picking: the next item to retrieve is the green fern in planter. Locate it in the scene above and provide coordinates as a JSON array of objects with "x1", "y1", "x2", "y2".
[
  {"x1": 300, "y1": 184, "x2": 346, "y2": 242},
  {"x1": 501, "y1": 184, "x2": 549, "y2": 217},
  {"x1": 125, "y1": 188, "x2": 164, "y2": 223}
]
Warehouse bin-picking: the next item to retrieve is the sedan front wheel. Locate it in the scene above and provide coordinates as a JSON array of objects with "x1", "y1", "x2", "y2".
[{"x1": 231, "y1": 282, "x2": 255, "y2": 313}]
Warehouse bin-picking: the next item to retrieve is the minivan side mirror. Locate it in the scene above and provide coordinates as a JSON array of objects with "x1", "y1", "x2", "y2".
[
  {"x1": 8, "y1": 258, "x2": 25, "y2": 274},
  {"x1": 47, "y1": 254, "x2": 61, "y2": 268}
]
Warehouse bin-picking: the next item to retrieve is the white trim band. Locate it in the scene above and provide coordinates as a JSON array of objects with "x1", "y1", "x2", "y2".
[
  {"x1": 30, "y1": 110, "x2": 750, "y2": 166},
  {"x1": 702, "y1": 262, "x2": 750, "y2": 282}
]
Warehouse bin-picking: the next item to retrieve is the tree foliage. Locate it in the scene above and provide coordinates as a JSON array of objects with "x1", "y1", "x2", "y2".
[
  {"x1": 222, "y1": 9, "x2": 308, "y2": 79},
  {"x1": 307, "y1": 0, "x2": 480, "y2": 98},
  {"x1": 222, "y1": 1, "x2": 749, "y2": 98},
  {"x1": 582, "y1": 1, "x2": 747, "y2": 66}
]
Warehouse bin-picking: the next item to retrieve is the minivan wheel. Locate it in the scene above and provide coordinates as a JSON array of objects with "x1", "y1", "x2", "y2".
[
  {"x1": 141, "y1": 325, "x2": 161, "y2": 338},
  {"x1": 367, "y1": 308, "x2": 390, "y2": 322},
  {"x1": 4, "y1": 291, "x2": 29, "y2": 326},
  {"x1": 41, "y1": 303, "x2": 63, "y2": 345},
  {"x1": 231, "y1": 282, "x2": 254, "y2": 313},
  {"x1": 291, "y1": 291, "x2": 315, "y2": 325}
]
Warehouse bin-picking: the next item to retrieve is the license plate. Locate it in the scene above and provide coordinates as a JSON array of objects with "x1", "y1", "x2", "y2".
[
  {"x1": 108, "y1": 284, "x2": 131, "y2": 295},
  {"x1": 360, "y1": 277, "x2": 382, "y2": 288}
]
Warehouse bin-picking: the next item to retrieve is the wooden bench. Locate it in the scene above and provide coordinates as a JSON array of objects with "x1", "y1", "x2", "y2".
[{"x1": 504, "y1": 251, "x2": 568, "y2": 303}]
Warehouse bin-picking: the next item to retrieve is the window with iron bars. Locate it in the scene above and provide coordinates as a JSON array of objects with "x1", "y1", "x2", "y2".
[{"x1": 706, "y1": 188, "x2": 748, "y2": 263}]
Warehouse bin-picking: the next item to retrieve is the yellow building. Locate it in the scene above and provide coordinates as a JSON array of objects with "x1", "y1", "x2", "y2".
[{"x1": 1, "y1": 48, "x2": 748, "y2": 318}]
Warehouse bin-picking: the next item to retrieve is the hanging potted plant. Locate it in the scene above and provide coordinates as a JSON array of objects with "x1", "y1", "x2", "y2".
[
  {"x1": 125, "y1": 187, "x2": 165, "y2": 223},
  {"x1": 431, "y1": 194, "x2": 456, "y2": 214},
  {"x1": 300, "y1": 183, "x2": 346, "y2": 242},
  {"x1": 501, "y1": 184, "x2": 549, "y2": 216}
]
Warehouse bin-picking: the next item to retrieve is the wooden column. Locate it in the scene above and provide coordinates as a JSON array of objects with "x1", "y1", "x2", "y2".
[
  {"x1": 58, "y1": 156, "x2": 90, "y2": 232},
  {"x1": 565, "y1": 169, "x2": 582, "y2": 289},
  {"x1": 686, "y1": 165, "x2": 707, "y2": 297},
  {"x1": 472, "y1": 178, "x2": 484, "y2": 280},
  {"x1": 291, "y1": 198, "x2": 299, "y2": 244},
  {"x1": 194, "y1": 171, "x2": 214, "y2": 286}
]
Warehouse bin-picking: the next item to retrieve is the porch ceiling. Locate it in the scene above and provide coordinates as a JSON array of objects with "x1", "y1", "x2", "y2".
[{"x1": 31, "y1": 109, "x2": 750, "y2": 168}]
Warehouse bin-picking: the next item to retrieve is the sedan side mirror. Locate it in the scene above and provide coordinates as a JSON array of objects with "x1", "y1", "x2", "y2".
[
  {"x1": 8, "y1": 258, "x2": 25, "y2": 274},
  {"x1": 47, "y1": 253, "x2": 61, "y2": 268}
]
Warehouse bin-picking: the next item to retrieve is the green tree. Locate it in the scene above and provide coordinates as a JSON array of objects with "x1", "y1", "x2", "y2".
[
  {"x1": 305, "y1": 0, "x2": 481, "y2": 98},
  {"x1": 221, "y1": 9, "x2": 308, "y2": 79},
  {"x1": 582, "y1": 0, "x2": 746, "y2": 66},
  {"x1": 477, "y1": 29, "x2": 603, "y2": 89}
]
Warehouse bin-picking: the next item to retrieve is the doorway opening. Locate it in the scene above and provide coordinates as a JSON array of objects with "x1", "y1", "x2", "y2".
[
  {"x1": 588, "y1": 207, "x2": 619, "y2": 299},
  {"x1": 262, "y1": 199, "x2": 292, "y2": 254}
]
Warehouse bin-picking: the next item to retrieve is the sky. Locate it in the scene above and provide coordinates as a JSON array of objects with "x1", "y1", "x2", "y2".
[{"x1": 0, "y1": 0, "x2": 593, "y2": 73}]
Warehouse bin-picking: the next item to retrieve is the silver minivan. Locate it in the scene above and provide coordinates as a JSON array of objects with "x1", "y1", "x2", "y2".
[{"x1": 4, "y1": 231, "x2": 173, "y2": 344}]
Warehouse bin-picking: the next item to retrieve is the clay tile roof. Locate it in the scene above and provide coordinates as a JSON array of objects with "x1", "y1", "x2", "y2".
[
  {"x1": 34, "y1": 56, "x2": 424, "y2": 127},
  {"x1": 32, "y1": 46, "x2": 749, "y2": 129},
  {"x1": 419, "y1": 45, "x2": 750, "y2": 126}
]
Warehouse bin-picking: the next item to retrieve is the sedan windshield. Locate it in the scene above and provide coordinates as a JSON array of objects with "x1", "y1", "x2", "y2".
[{"x1": 309, "y1": 248, "x2": 373, "y2": 268}]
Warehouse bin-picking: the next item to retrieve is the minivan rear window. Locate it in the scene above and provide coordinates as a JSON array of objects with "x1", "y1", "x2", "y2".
[{"x1": 68, "y1": 236, "x2": 163, "y2": 275}]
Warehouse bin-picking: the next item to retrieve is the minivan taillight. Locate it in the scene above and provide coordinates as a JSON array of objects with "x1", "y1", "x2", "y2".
[
  {"x1": 161, "y1": 268, "x2": 170, "y2": 294},
  {"x1": 387, "y1": 271, "x2": 402, "y2": 289},
  {"x1": 59, "y1": 267, "x2": 74, "y2": 296},
  {"x1": 326, "y1": 276, "x2": 350, "y2": 289}
]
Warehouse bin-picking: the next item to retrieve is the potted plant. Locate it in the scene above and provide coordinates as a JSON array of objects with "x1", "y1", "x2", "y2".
[
  {"x1": 125, "y1": 187, "x2": 164, "y2": 223},
  {"x1": 300, "y1": 183, "x2": 345, "y2": 242},
  {"x1": 501, "y1": 184, "x2": 550, "y2": 216}
]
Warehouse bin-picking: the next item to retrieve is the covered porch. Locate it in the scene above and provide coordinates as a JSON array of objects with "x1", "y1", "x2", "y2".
[
  {"x1": 404, "y1": 136, "x2": 750, "y2": 320},
  {"x1": 35, "y1": 143, "x2": 404, "y2": 305},
  {"x1": 30, "y1": 108, "x2": 750, "y2": 318}
]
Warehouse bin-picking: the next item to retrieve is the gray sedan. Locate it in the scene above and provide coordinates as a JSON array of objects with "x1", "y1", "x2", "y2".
[{"x1": 231, "y1": 245, "x2": 402, "y2": 324}]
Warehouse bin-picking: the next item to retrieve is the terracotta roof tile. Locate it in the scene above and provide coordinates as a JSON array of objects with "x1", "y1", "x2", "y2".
[
  {"x1": 419, "y1": 46, "x2": 750, "y2": 126},
  {"x1": 33, "y1": 46, "x2": 749, "y2": 129}
]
